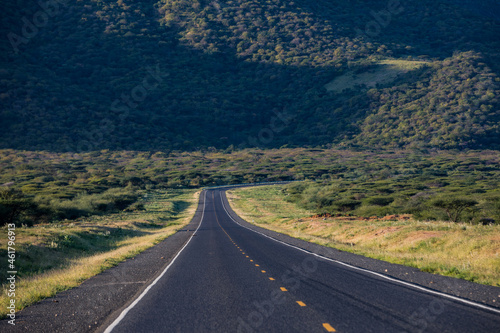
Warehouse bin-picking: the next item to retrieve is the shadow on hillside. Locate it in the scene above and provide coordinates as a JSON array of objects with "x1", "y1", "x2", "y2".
[
  {"x1": 0, "y1": 0, "x2": 498, "y2": 152},
  {"x1": 299, "y1": 0, "x2": 500, "y2": 62}
]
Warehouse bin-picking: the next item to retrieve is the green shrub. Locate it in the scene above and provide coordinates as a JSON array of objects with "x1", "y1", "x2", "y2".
[
  {"x1": 354, "y1": 205, "x2": 393, "y2": 218},
  {"x1": 366, "y1": 196, "x2": 395, "y2": 206},
  {"x1": 333, "y1": 199, "x2": 362, "y2": 212}
]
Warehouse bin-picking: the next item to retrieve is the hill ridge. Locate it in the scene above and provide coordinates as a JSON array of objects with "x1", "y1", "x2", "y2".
[{"x1": 0, "y1": 0, "x2": 499, "y2": 151}]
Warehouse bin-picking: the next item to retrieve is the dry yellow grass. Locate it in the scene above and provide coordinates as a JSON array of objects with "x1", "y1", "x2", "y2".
[
  {"x1": 228, "y1": 186, "x2": 500, "y2": 286},
  {"x1": 0, "y1": 190, "x2": 199, "y2": 318}
]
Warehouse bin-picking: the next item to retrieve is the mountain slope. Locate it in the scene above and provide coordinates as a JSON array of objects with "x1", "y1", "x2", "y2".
[{"x1": 0, "y1": 0, "x2": 499, "y2": 151}]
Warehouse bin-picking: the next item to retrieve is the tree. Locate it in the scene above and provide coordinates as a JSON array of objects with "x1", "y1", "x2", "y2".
[
  {"x1": 334, "y1": 199, "x2": 362, "y2": 212},
  {"x1": 432, "y1": 197, "x2": 478, "y2": 222},
  {"x1": 0, "y1": 188, "x2": 35, "y2": 226}
]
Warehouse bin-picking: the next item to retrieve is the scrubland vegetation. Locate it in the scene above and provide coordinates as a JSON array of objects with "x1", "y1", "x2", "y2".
[{"x1": 1, "y1": 148, "x2": 498, "y2": 227}]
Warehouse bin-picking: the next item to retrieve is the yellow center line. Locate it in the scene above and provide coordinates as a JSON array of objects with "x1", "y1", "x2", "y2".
[
  {"x1": 211, "y1": 192, "x2": 288, "y2": 308},
  {"x1": 323, "y1": 323, "x2": 336, "y2": 332},
  {"x1": 210, "y1": 192, "x2": 252, "y2": 269},
  {"x1": 296, "y1": 301, "x2": 306, "y2": 307}
]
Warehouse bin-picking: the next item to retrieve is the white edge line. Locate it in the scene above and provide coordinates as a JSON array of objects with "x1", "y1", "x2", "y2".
[
  {"x1": 219, "y1": 190, "x2": 500, "y2": 315},
  {"x1": 103, "y1": 191, "x2": 207, "y2": 333}
]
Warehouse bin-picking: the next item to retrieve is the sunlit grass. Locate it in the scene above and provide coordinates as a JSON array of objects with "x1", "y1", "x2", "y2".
[
  {"x1": 325, "y1": 59, "x2": 428, "y2": 93},
  {"x1": 228, "y1": 186, "x2": 500, "y2": 286}
]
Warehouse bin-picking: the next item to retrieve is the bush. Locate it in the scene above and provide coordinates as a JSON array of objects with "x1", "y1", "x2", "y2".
[
  {"x1": 36, "y1": 186, "x2": 140, "y2": 221},
  {"x1": 333, "y1": 199, "x2": 362, "y2": 212},
  {"x1": 354, "y1": 205, "x2": 393, "y2": 218},
  {"x1": 0, "y1": 188, "x2": 37, "y2": 226},
  {"x1": 366, "y1": 196, "x2": 394, "y2": 206},
  {"x1": 124, "y1": 202, "x2": 146, "y2": 212},
  {"x1": 483, "y1": 197, "x2": 500, "y2": 223}
]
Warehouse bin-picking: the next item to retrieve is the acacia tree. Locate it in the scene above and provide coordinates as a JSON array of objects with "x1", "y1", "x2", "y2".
[{"x1": 432, "y1": 197, "x2": 478, "y2": 222}]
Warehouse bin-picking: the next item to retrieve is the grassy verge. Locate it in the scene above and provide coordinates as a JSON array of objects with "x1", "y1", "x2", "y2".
[
  {"x1": 0, "y1": 189, "x2": 199, "y2": 318},
  {"x1": 227, "y1": 185, "x2": 500, "y2": 286}
]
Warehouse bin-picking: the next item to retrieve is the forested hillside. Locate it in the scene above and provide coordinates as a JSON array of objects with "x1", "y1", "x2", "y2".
[{"x1": 1, "y1": 0, "x2": 499, "y2": 151}]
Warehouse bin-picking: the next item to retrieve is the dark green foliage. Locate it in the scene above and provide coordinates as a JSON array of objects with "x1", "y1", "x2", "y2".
[
  {"x1": 125, "y1": 202, "x2": 146, "y2": 212},
  {"x1": 366, "y1": 197, "x2": 394, "y2": 207},
  {"x1": 0, "y1": 182, "x2": 139, "y2": 225},
  {"x1": 0, "y1": 148, "x2": 498, "y2": 226},
  {"x1": 333, "y1": 199, "x2": 362, "y2": 212},
  {"x1": 0, "y1": 1, "x2": 499, "y2": 151},
  {"x1": 35, "y1": 186, "x2": 139, "y2": 221},
  {"x1": 432, "y1": 197, "x2": 478, "y2": 222},
  {"x1": 279, "y1": 149, "x2": 499, "y2": 223},
  {"x1": 0, "y1": 187, "x2": 36, "y2": 226},
  {"x1": 481, "y1": 197, "x2": 500, "y2": 223},
  {"x1": 351, "y1": 52, "x2": 500, "y2": 149}
]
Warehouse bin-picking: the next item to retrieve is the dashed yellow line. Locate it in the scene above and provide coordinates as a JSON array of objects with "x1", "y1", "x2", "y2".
[
  {"x1": 323, "y1": 323, "x2": 336, "y2": 332},
  {"x1": 211, "y1": 192, "x2": 332, "y2": 332},
  {"x1": 212, "y1": 193, "x2": 336, "y2": 332}
]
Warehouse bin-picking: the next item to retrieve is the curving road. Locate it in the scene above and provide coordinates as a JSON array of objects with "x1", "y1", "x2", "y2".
[{"x1": 103, "y1": 189, "x2": 500, "y2": 333}]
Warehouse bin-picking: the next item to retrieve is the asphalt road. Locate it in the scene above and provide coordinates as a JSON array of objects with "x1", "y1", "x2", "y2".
[{"x1": 103, "y1": 189, "x2": 500, "y2": 333}]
